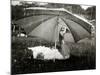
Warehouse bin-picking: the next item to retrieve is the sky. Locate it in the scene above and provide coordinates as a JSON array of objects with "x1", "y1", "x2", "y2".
[
  {"x1": 81, "y1": 5, "x2": 92, "y2": 10},
  {"x1": 11, "y1": 0, "x2": 20, "y2": 5},
  {"x1": 11, "y1": 0, "x2": 92, "y2": 10},
  {"x1": 11, "y1": 0, "x2": 48, "y2": 5}
]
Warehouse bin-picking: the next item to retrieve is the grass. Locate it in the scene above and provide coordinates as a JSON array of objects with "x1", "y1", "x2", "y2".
[{"x1": 11, "y1": 37, "x2": 96, "y2": 74}]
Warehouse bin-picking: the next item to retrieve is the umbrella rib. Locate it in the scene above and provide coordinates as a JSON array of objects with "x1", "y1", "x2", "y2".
[
  {"x1": 27, "y1": 16, "x2": 56, "y2": 34},
  {"x1": 71, "y1": 18, "x2": 91, "y2": 34},
  {"x1": 29, "y1": 16, "x2": 59, "y2": 43},
  {"x1": 60, "y1": 18, "x2": 80, "y2": 42},
  {"x1": 51, "y1": 16, "x2": 58, "y2": 43},
  {"x1": 61, "y1": 16, "x2": 91, "y2": 34},
  {"x1": 59, "y1": 11, "x2": 92, "y2": 34}
]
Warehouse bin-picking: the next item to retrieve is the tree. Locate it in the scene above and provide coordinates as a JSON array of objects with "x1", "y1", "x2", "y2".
[
  {"x1": 86, "y1": 6, "x2": 96, "y2": 20},
  {"x1": 11, "y1": 5, "x2": 24, "y2": 20}
]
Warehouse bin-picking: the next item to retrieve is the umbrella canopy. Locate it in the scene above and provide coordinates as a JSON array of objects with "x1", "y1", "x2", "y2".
[{"x1": 15, "y1": 7, "x2": 92, "y2": 43}]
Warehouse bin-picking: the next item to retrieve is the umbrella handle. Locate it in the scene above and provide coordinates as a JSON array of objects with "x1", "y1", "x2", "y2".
[{"x1": 54, "y1": 40, "x2": 57, "y2": 49}]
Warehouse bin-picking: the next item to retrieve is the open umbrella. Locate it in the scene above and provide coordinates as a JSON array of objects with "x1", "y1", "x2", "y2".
[
  {"x1": 15, "y1": 7, "x2": 92, "y2": 43},
  {"x1": 15, "y1": 7, "x2": 93, "y2": 58}
]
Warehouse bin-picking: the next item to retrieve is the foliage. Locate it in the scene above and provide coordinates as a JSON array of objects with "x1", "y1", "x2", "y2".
[
  {"x1": 86, "y1": 6, "x2": 96, "y2": 20},
  {"x1": 11, "y1": 5, "x2": 24, "y2": 20}
]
